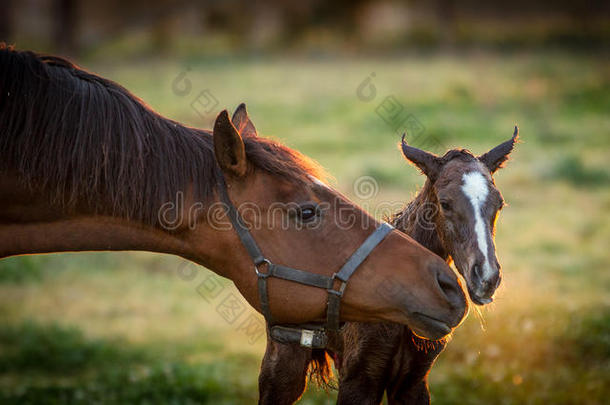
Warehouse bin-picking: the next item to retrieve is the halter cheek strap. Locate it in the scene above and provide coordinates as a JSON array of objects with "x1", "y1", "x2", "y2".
[
  {"x1": 216, "y1": 172, "x2": 394, "y2": 332},
  {"x1": 325, "y1": 221, "x2": 394, "y2": 329}
]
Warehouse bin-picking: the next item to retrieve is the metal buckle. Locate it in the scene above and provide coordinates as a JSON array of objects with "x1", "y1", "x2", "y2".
[
  {"x1": 328, "y1": 273, "x2": 347, "y2": 297},
  {"x1": 300, "y1": 329, "x2": 315, "y2": 347},
  {"x1": 254, "y1": 258, "x2": 272, "y2": 278}
]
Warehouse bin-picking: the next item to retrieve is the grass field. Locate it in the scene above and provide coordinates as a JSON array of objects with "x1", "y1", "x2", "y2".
[{"x1": 1, "y1": 50, "x2": 609, "y2": 404}]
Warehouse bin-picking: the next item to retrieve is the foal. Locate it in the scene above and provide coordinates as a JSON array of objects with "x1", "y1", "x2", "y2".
[{"x1": 258, "y1": 129, "x2": 518, "y2": 404}]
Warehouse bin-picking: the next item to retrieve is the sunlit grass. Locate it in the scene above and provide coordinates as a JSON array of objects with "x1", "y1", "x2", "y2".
[{"x1": 1, "y1": 50, "x2": 608, "y2": 404}]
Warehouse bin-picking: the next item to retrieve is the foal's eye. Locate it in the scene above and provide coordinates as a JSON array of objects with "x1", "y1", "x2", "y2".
[
  {"x1": 440, "y1": 201, "x2": 452, "y2": 211},
  {"x1": 298, "y1": 204, "x2": 318, "y2": 222}
]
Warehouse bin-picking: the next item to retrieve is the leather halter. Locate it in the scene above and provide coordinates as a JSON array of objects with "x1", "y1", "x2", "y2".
[{"x1": 216, "y1": 173, "x2": 394, "y2": 332}]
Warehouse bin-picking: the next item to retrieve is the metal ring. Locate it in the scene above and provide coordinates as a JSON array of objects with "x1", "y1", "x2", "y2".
[
  {"x1": 328, "y1": 277, "x2": 347, "y2": 297},
  {"x1": 254, "y1": 258, "x2": 272, "y2": 277}
]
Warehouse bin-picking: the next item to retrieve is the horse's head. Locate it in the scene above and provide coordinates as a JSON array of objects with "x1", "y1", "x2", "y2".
[
  {"x1": 203, "y1": 104, "x2": 467, "y2": 340},
  {"x1": 401, "y1": 128, "x2": 518, "y2": 305}
]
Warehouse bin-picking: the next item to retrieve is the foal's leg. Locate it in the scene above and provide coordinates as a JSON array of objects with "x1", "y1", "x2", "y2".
[
  {"x1": 258, "y1": 336, "x2": 312, "y2": 405},
  {"x1": 336, "y1": 367, "x2": 386, "y2": 405},
  {"x1": 335, "y1": 323, "x2": 399, "y2": 405},
  {"x1": 387, "y1": 379, "x2": 430, "y2": 405},
  {"x1": 386, "y1": 333, "x2": 446, "y2": 405}
]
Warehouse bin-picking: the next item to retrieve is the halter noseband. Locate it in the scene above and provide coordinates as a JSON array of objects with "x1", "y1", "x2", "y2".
[{"x1": 216, "y1": 173, "x2": 394, "y2": 336}]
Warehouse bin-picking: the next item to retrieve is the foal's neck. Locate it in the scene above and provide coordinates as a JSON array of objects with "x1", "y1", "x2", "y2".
[{"x1": 392, "y1": 179, "x2": 449, "y2": 261}]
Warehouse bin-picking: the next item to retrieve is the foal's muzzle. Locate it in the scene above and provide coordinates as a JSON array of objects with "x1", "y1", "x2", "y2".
[{"x1": 468, "y1": 262, "x2": 501, "y2": 305}]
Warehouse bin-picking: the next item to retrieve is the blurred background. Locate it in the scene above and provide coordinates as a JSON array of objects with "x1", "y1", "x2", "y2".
[{"x1": 1, "y1": 1, "x2": 609, "y2": 404}]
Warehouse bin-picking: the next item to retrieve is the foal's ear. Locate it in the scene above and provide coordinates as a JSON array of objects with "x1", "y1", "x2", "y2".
[
  {"x1": 400, "y1": 133, "x2": 442, "y2": 181},
  {"x1": 213, "y1": 110, "x2": 248, "y2": 177},
  {"x1": 478, "y1": 126, "x2": 519, "y2": 174},
  {"x1": 231, "y1": 103, "x2": 258, "y2": 138}
]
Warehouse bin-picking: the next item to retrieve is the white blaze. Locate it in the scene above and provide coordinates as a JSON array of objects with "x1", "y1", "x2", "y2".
[{"x1": 461, "y1": 171, "x2": 492, "y2": 277}]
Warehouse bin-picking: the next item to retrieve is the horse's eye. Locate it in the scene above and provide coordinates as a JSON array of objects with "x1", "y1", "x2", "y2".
[
  {"x1": 440, "y1": 201, "x2": 452, "y2": 211},
  {"x1": 299, "y1": 204, "x2": 318, "y2": 222}
]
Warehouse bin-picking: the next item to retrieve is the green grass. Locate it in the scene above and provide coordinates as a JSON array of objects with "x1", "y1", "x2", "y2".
[
  {"x1": 0, "y1": 321, "x2": 146, "y2": 373},
  {"x1": 430, "y1": 305, "x2": 610, "y2": 404},
  {"x1": 550, "y1": 154, "x2": 610, "y2": 188},
  {"x1": 0, "y1": 321, "x2": 259, "y2": 404},
  {"x1": 1, "y1": 50, "x2": 609, "y2": 404},
  {"x1": 0, "y1": 257, "x2": 46, "y2": 284}
]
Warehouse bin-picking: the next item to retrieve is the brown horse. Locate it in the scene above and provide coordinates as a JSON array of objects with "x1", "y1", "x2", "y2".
[
  {"x1": 0, "y1": 46, "x2": 467, "y2": 340},
  {"x1": 258, "y1": 129, "x2": 518, "y2": 404}
]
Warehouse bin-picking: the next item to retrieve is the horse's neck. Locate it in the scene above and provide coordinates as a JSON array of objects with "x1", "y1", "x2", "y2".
[
  {"x1": 392, "y1": 179, "x2": 449, "y2": 262},
  {"x1": 0, "y1": 171, "x2": 202, "y2": 265}
]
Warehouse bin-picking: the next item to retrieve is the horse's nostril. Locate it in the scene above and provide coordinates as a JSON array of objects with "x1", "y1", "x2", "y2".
[
  {"x1": 436, "y1": 270, "x2": 463, "y2": 309},
  {"x1": 495, "y1": 274, "x2": 502, "y2": 289},
  {"x1": 472, "y1": 264, "x2": 483, "y2": 280},
  {"x1": 437, "y1": 275, "x2": 452, "y2": 293}
]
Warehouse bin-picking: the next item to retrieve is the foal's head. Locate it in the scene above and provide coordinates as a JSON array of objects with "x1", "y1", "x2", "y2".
[
  {"x1": 401, "y1": 128, "x2": 518, "y2": 305},
  {"x1": 202, "y1": 104, "x2": 467, "y2": 340}
]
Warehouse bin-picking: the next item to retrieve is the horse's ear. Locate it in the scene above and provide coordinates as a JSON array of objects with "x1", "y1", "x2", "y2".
[
  {"x1": 400, "y1": 133, "x2": 441, "y2": 181},
  {"x1": 231, "y1": 103, "x2": 258, "y2": 138},
  {"x1": 213, "y1": 109, "x2": 248, "y2": 177},
  {"x1": 478, "y1": 126, "x2": 519, "y2": 174}
]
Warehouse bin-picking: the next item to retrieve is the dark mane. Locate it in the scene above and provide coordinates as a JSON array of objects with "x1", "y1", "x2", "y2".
[
  {"x1": 390, "y1": 179, "x2": 447, "y2": 259},
  {"x1": 0, "y1": 45, "x2": 325, "y2": 225}
]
